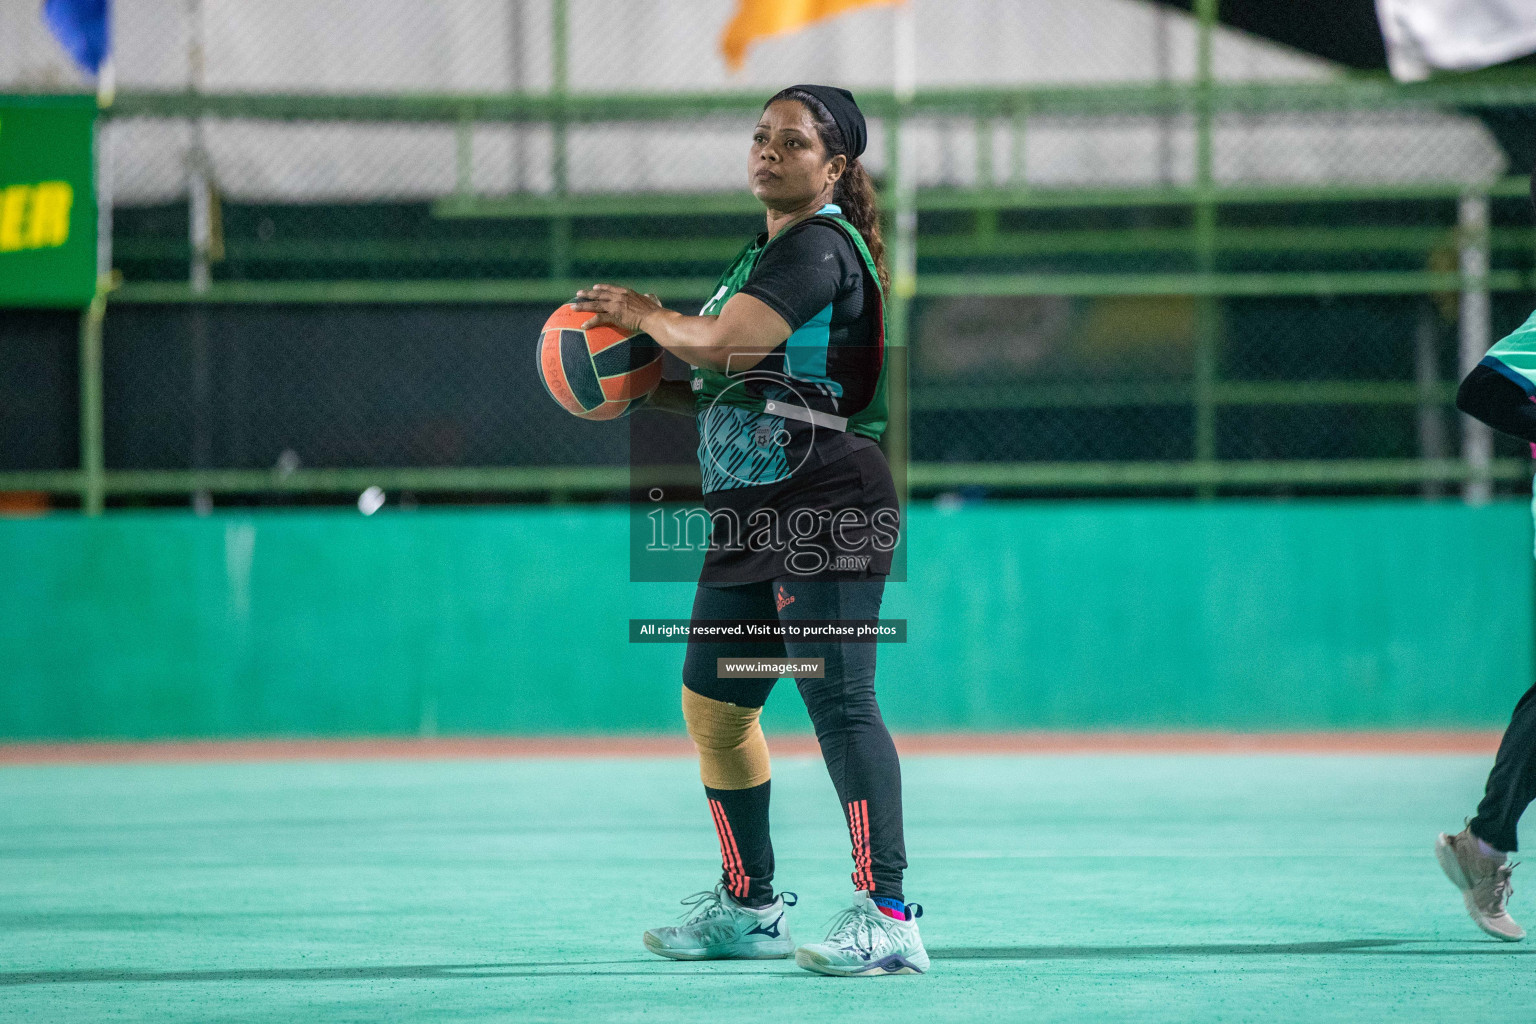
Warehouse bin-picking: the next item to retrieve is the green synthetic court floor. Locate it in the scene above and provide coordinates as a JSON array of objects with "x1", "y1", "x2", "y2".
[{"x1": 4, "y1": 752, "x2": 1534, "y2": 1022}]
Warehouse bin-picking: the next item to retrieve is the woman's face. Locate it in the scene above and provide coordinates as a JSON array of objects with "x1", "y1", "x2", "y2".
[{"x1": 750, "y1": 99, "x2": 845, "y2": 211}]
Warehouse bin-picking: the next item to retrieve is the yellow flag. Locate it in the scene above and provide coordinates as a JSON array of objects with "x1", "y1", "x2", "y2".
[{"x1": 721, "y1": 0, "x2": 905, "y2": 71}]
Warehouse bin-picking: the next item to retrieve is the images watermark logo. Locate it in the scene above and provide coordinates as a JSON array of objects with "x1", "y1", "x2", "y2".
[{"x1": 626, "y1": 345, "x2": 907, "y2": 584}]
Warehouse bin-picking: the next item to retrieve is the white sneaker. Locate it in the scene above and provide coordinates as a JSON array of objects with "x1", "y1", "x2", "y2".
[
  {"x1": 794, "y1": 891, "x2": 929, "y2": 976},
  {"x1": 1436, "y1": 827, "x2": 1525, "y2": 942},
  {"x1": 643, "y1": 884, "x2": 797, "y2": 960}
]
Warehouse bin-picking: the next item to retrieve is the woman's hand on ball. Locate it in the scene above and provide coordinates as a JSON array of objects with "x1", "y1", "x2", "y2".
[{"x1": 572, "y1": 285, "x2": 664, "y2": 334}]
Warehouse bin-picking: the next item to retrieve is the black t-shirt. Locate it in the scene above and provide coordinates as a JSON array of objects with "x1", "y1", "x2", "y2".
[
  {"x1": 698, "y1": 217, "x2": 896, "y2": 586},
  {"x1": 741, "y1": 219, "x2": 871, "y2": 345},
  {"x1": 740, "y1": 219, "x2": 883, "y2": 437}
]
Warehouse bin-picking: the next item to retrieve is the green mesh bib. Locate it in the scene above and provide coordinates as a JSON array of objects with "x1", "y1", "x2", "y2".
[{"x1": 690, "y1": 209, "x2": 888, "y2": 442}]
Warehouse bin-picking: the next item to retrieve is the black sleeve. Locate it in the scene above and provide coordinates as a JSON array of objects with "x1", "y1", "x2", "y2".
[
  {"x1": 1457, "y1": 363, "x2": 1536, "y2": 443},
  {"x1": 738, "y1": 221, "x2": 858, "y2": 332}
]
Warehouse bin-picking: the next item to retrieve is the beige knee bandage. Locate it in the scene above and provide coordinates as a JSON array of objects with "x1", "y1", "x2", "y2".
[{"x1": 682, "y1": 687, "x2": 771, "y2": 790}]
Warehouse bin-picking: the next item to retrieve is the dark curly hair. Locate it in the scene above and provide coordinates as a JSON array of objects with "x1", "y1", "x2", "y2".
[{"x1": 767, "y1": 87, "x2": 889, "y2": 293}]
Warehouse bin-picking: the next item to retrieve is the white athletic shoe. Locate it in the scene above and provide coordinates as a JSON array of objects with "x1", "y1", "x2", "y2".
[
  {"x1": 794, "y1": 891, "x2": 929, "y2": 976},
  {"x1": 1436, "y1": 826, "x2": 1525, "y2": 942},
  {"x1": 643, "y1": 884, "x2": 798, "y2": 960}
]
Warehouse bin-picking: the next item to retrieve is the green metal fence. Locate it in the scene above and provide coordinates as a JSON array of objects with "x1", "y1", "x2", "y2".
[{"x1": 4, "y1": 4, "x2": 1536, "y2": 511}]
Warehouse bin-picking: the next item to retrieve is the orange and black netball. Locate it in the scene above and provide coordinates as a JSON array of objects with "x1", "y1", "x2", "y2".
[{"x1": 536, "y1": 303, "x2": 663, "y2": 420}]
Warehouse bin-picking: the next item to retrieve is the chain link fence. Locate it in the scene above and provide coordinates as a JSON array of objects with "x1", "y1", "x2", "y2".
[
  {"x1": 2, "y1": 1, "x2": 1348, "y2": 101},
  {"x1": 100, "y1": 305, "x2": 607, "y2": 472},
  {"x1": 2, "y1": 0, "x2": 1535, "y2": 504},
  {"x1": 13, "y1": 286, "x2": 1528, "y2": 498},
  {"x1": 910, "y1": 292, "x2": 1536, "y2": 470}
]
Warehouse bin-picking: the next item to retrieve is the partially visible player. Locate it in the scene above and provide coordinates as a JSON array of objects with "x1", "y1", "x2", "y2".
[{"x1": 1435, "y1": 168, "x2": 1536, "y2": 943}]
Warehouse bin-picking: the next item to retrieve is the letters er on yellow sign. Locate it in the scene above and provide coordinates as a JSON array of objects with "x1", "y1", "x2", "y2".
[
  {"x1": 720, "y1": 0, "x2": 904, "y2": 71},
  {"x1": 0, "y1": 181, "x2": 74, "y2": 253}
]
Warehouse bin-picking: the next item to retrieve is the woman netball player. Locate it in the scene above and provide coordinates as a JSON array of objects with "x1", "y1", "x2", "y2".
[
  {"x1": 572, "y1": 85, "x2": 926, "y2": 977},
  {"x1": 1435, "y1": 168, "x2": 1536, "y2": 943}
]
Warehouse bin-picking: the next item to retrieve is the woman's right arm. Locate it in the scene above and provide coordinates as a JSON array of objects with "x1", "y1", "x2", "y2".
[{"x1": 642, "y1": 379, "x2": 696, "y2": 417}]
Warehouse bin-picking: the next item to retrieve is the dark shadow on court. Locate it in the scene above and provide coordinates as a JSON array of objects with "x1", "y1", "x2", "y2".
[
  {"x1": 8, "y1": 940, "x2": 1528, "y2": 985},
  {"x1": 0, "y1": 911, "x2": 408, "y2": 930},
  {"x1": 932, "y1": 939, "x2": 1531, "y2": 960},
  {"x1": 0, "y1": 963, "x2": 660, "y2": 986}
]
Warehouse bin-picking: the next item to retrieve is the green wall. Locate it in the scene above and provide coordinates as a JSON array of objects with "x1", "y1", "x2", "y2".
[{"x1": 0, "y1": 502, "x2": 1530, "y2": 739}]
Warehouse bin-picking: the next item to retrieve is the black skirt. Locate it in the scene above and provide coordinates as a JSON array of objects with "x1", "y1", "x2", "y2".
[{"x1": 698, "y1": 441, "x2": 899, "y2": 586}]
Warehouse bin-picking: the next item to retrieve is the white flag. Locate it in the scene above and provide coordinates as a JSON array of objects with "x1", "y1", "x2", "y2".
[{"x1": 1377, "y1": 0, "x2": 1536, "y2": 81}]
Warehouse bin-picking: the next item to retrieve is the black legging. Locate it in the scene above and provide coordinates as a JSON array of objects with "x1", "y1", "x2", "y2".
[
  {"x1": 1471, "y1": 681, "x2": 1536, "y2": 852},
  {"x1": 683, "y1": 576, "x2": 907, "y2": 903}
]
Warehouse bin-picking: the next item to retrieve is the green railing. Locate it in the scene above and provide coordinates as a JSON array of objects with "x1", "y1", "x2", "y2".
[
  {"x1": 7, "y1": 0, "x2": 1536, "y2": 510},
  {"x1": 4, "y1": 458, "x2": 1530, "y2": 503}
]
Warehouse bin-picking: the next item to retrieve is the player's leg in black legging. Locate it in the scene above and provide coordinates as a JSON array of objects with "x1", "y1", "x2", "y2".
[
  {"x1": 774, "y1": 577, "x2": 907, "y2": 903},
  {"x1": 683, "y1": 576, "x2": 908, "y2": 905},
  {"x1": 1470, "y1": 682, "x2": 1536, "y2": 852},
  {"x1": 682, "y1": 581, "x2": 782, "y2": 906}
]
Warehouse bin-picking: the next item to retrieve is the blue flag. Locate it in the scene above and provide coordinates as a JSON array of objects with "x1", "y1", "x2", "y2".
[{"x1": 43, "y1": 0, "x2": 112, "y2": 75}]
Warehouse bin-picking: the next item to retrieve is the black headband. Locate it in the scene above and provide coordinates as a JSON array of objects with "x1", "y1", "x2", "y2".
[{"x1": 782, "y1": 84, "x2": 867, "y2": 160}]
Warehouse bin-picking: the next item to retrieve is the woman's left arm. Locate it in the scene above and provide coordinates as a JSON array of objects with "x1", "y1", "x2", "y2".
[
  {"x1": 1457, "y1": 362, "x2": 1536, "y2": 442},
  {"x1": 571, "y1": 284, "x2": 790, "y2": 373}
]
